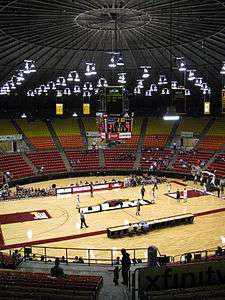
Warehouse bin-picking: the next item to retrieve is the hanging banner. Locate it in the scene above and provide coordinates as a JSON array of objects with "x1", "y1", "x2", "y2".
[
  {"x1": 56, "y1": 103, "x2": 63, "y2": 115},
  {"x1": 83, "y1": 103, "x2": 90, "y2": 115},
  {"x1": 222, "y1": 89, "x2": 225, "y2": 114},
  {"x1": 204, "y1": 95, "x2": 210, "y2": 115},
  {"x1": 204, "y1": 102, "x2": 210, "y2": 115}
]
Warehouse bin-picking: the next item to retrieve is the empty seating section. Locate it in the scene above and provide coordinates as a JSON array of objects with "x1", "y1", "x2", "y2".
[
  {"x1": 198, "y1": 118, "x2": 225, "y2": 150},
  {"x1": 0, "y1": 270, "x2": 103, "y2": 300},
  {"x1": 208, "y1": 153, "x2": 225, "y2": 178},
  {"x1": 66, "y1": 150, "x2": 99, "y2": 170},
  {"x1": 172, "y1": 151, "x2": 213, "y2": 173},
  {"x1": 104, "y1": 149, "x2": 135, "y2": 169},
  {"x1": 17, "y1": 119, "x2": 55, "y2": 150},
  {"x1": 27, "y1": 151, "x2": 66, "y2": 173},
  {"x1": 140, "y1": 149, "x2": 172, "y2": 170},
  {"x1": 0, "y1": 119, "x2": 17, "y2": 136},
  {"x1": 116, "y1": 117, "x2": 143, "y2": 148},
  {"x1": 0, "y1": 153, "x2": 33, "y2": 181},
  {"x1": 176, "y1": 117, "x2": 210, "y2": 136},
  {"x1": 198, "y1": 136, "x2": 225, "y2": 151},
  {"x1": 82, "y1": 117, "x2": 98, "y2": 132},
  {"x1": 52, "y1": 118, "x2": 84, "y2": 149},
  {"x1": 144, "y1": 118, "x2": 175, "y2": 148}
]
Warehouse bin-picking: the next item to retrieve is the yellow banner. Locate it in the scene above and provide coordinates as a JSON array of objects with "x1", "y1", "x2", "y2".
[
  {"x1": 204, "y1": 102, "x2": 210, "y2": 115},
  {"x1": 222, "y1": 89, "x2": 225, "y2": 114},
  {"x1": 83, "y1": 103, "x2": 90, "y2": 115},
  {"x1": 56, "y1": 103, "x2": 63, "y2": 115}
]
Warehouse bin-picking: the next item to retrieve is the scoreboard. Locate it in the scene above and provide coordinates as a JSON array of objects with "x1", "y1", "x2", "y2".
[
  {"x1": 97, "y1": 115, "x2": 132, "y2": 140},
  {"x1": 107, "y1": 116, "x2": 131, "y2": 133},
  {"x1": 105, "y1": 86, "x2": 123, "y2": 114}
]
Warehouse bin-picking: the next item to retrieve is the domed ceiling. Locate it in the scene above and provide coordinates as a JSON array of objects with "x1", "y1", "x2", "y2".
[{"x1": 0, "y1": 0, "x2": 224, "y2": 105}]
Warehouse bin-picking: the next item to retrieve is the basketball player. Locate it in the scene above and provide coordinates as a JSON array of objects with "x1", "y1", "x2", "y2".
[
  {"x1": 151, "y1": 188, "x2": 156, "y2": 204},
  {"x1": 183, "y1": 188, "x2": 187, "y2": 202},
  {"x1": 153, "y1": 177, "x2": 158, "y2": 191},
  {"x1": 167, "y1": 182, "x2": 172, "y2": 193},
  {"x1": 176, "y1": 189, "x2": 181, "y2": 202},
  {"x1": 140, "y1": 185, "x2": 145, "y2": 199},
  {"x1": 76, "y1": 194, "x2": 80, "y2": 209},
  {"x1": 136, "y1": 199, "x2": 141, "y2": 216},
  {"x1": 90, "y1": 182, "x2": 94, "y2": 197}
]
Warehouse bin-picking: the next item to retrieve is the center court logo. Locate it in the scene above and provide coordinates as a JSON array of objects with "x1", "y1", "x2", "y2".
[{"x1": 31, "y1": 211, "x2": 48, "y2": 220}]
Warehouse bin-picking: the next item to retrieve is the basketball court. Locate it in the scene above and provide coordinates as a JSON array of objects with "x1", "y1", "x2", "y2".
[{"x1": 0, "y1": 176, "x2": 225, "y2": 262}]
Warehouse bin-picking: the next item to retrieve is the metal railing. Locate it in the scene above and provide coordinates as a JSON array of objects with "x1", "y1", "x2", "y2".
[
  {"x1": 6, "y1": 245, "x2": 152, "y2": 266},
  {"x1": 2, "y1": 245, "x2": 224, "y2": 267}
]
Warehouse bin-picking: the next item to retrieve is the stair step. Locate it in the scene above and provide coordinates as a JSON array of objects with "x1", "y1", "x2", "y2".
[
  {"x1": 133, "y1": 117, "x2": 148, "y2": 170},
  {"x1": 45, "y1": 121, "x2": 72, "y2": 172}
]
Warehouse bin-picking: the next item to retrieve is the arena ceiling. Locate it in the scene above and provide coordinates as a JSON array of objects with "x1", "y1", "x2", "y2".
[{"x1": 0, "y1": 0, "x2": 225, "y2": 113}]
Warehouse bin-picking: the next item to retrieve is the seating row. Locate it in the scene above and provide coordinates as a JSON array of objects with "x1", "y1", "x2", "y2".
[{"x1": 0, "y1": 269, "x2": 103, "y2": 300}]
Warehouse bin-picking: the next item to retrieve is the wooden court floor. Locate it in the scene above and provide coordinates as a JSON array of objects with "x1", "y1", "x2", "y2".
[{"x1": 0, "y1": 176, "x2": 225, "y2": 260}]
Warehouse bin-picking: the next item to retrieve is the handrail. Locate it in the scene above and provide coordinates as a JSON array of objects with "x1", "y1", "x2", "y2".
[{"x1": 2, "y1": 244, "x2": 224, "y2": 267}]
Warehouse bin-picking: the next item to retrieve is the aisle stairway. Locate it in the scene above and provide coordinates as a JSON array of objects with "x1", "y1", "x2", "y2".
[
  {"x1": 11, "y1": 119, "x2": 35, "y2": 151},
  {"x1": 133, "y1": 117, "x2": 148, "y2": 170},
  {"x1": 78, "y1": 118, "x2": 88, "y2": 149},
  {"x1": 21, "y1": 153, "x2": 39, "y2": 175},
  {"x1": 98, "y1": 148, "x2": 105, "y2": 169},
  {"x1": 165, "y1": 119, "x2": 181, "y2": 147},
  {"x1": 46, "y1": 121, "x2": 72, "y2": 172},
  {"x1": 198, "y1": 117, "x2": 215, "y2": 140}
]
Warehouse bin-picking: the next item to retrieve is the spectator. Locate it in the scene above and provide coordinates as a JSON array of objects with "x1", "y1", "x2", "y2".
[
  {"x1": 215, "y1": 246, "x2": 223, "y2": 256},
  {"x1": 50, "y1": 258, "x2": 65, "y2": 278},
  {"x1": 12, "y1": 249, "x2": 22, "y2": 265},
  {"x1": 185, "y1": 253, "x2": 192, "y2": 263},
  {"x1": 114, "y1": 256, "x2": 121, "y2": 265},
  {"x1": 78, "y1": 256, "x2": 84, "y2": 263},
  {"x1": 73, "y1": 256, "x2": 79, "y2": 263},
  {"x1": 121, "y1": 248, "x2": 131, "y2": 286},
  {"x1": 113, "y1": 266, "x2": 120, "y2": 286},
  {"x1": 40, "y1": 255, "x2": 45, "y2": 262},
  {"x1": 60, "y1": 256, "x2": 67, "y2": 263}
]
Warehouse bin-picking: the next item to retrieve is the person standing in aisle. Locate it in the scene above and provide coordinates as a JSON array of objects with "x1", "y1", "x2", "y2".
[{"x1": 121, "y1": 248, "x2": 131, "y2": 286}]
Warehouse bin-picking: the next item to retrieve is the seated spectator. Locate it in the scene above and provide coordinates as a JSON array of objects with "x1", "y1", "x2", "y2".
[
  {"x1": 128, "y1": 223, "x2": 134, "y2": 234},
  {"x1": 73, "y1": 256, "x2": 79, "y2": 263},
  {"x1": 78, "y1": 256, "x2": 84, "y2": 263},
  {"x1": 185, "y1": 252, "x2": 192, "y2": 263},
  {"x1": 32, "y1": 254, "x2": 38, "y2": 261},
  {"x1": 215, "y1": 246, "x2": 223, "y2": 256},
  {"x1": 40, "y1": 255, "x2": 45, "y2": 261},
  {"x1": 12, "y1": 249, "x2": 22, "y2": 265},
  {"x1": 50, "y1": 258, "x2": 65, "y2": 278},
  {"x1": 60, "y1": 256, "x2": 67, "y2": 263}
]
